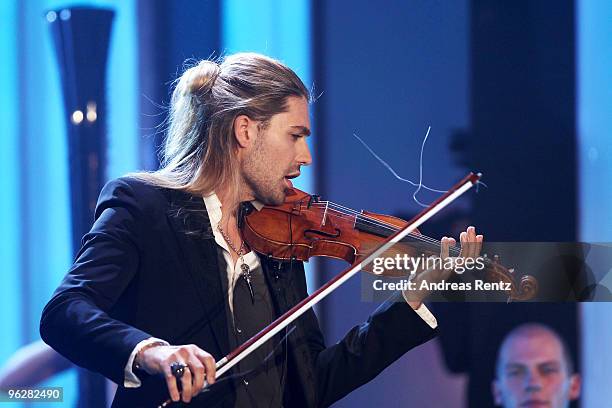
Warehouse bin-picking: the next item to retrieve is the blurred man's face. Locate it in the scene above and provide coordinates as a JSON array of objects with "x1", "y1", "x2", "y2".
[{"x1": 493, "y1": 331, "x2": 580, "y2": 408}]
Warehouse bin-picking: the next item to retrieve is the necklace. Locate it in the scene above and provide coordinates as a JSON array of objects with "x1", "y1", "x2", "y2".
[{"x1": 217, "y1": 223, "x2": 255, "y2": 303}]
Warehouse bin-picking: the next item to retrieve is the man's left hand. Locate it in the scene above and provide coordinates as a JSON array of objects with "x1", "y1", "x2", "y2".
[{"x1": 405, "y1": 226, "x2": 483, "y2": 308}]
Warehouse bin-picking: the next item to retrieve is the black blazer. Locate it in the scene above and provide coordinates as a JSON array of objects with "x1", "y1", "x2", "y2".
[{"x1": 40, "y1": 177, "x2": 437, "y2": 407}]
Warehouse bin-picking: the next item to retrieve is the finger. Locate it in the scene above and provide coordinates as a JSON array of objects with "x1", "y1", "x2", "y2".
[
  {"x1": 441, "y1": 237, "x2": 456, "y2": 279},
  {"x1": 459, "y1": 231, "x2": 467, "y2": 257},
  {"x1": 186, "y1": 356, "x2": 205, "y2": 396},
  {"x1": 448, "y1": 237, "x2": 457, "y2": 251},
  {"x1": 196, "y1": 350, "x2": 217, "y2": 385},
  {"x1": 467, "y1": 226, "x2": 477, "y2": 258},
  {"x1": 467, "y1": 226, "x2": 476, "y2": 241},
  {"x1": 180, "y1": 366, "x2": 193, "y2": 403},
  {"x1": 440, "y1": 237, "x2": 450, "y2": 259},
  {"x1": 162, "y1": 364, "x2": 181, "y2": 402},
  {"x1": 475, "y1": 234, "x2": 483, "y2": 257},
  {"x1": 470, "y1": 226, "x2": 481, "y2": 257}
]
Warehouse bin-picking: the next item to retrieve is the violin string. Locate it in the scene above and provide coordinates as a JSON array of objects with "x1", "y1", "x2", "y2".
[
  {"x1": 300, "y1": 198, "x2": 445, "y2": 248},
  {"x1": 353, "y1": 128, "x2": 447, "y2": 194},
  {"x1": 412, "y1": 126, "x2": 432, "y2": 208},
  {"x1": 336, "y1": 127, "x2": 484, "y2": 248},
  {"x1": 301, "y1": 200, "x2": 493, "y2": 263},
  {"x1": 298, "y1": 200, "x2": 495, "y2": 270},
  {"x1": 323, "y1": 206, "x2": 463, "y2": 257},
  {"x1": 306, "y1": 201, "x2": 431, "y2": 240},
  {"x1": 308, "y1": 200, "x2": 464, "y2": 254},
  {"x1": 320, "y1": 201, "x2": 487, "y2": 261},
  {"x1": 307, "y1": 202, "x2": 434, "y2": 242},
  {"x1": 299, "y1": 200, "x2": 495, "y2": 267},
  {"x1": 354, "y1": 127, "x2": 492, "y2": 207},
  {"x1": 297, "y1": 199, "x2": 489, "y2": 263},
  {"x1": 303, "y1": 201, "x2": 462, "y2": 255}
]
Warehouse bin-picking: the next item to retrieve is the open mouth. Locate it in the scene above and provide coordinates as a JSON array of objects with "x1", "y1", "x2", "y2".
[{"x1": 284, "y1": 173, "x2": 300, "y2": 188}]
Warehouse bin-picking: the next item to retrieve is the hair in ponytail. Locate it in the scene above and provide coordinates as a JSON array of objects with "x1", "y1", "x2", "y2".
[{"x1": 130, "y1": 53, "x2": 309, "y2": 207}]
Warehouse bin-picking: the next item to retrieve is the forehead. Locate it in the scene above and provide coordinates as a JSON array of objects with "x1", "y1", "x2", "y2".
[
  {"x1": 501, "y1": 332, "x2": 565, "y2": 366},
  {"x1": 269, "y1": 96, "x2": 310, "y2": 129}
]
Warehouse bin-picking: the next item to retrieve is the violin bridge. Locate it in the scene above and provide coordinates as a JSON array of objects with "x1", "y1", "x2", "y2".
[{"x1": 321, "y1": 201, "x2": 329, "y2": 226}]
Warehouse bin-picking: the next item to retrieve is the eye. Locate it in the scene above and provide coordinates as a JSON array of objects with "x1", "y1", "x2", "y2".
[
  {"x1": 505, "y1": 367, "x2": 525, "y2": 377},
  {"x1": 541, "y1": 366, "x2": 560, "y2": 375},
  {"x1": 291, "y1": 134, "x2": 303, "y2": 140}
]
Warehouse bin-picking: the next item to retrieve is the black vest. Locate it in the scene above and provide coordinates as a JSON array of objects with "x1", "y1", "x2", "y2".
[{"x1": 217, "y1": 249, "x2": 286, "y2": 408}]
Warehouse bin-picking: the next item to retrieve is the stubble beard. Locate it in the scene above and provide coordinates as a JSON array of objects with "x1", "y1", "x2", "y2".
[{"x1": 241, "y1": 135, "x2": 287, "y2": 206}]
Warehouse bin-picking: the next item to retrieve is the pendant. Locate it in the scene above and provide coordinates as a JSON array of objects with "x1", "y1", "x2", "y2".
[{"x1": 241, "y1": 263, "x2": 255, "y2": 303}]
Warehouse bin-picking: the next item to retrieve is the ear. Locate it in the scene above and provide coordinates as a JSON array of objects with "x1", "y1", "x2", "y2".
[
  {"x1": 492, "y1": 380, "x2": 503, "y2": 406},
  {"x1": 568, "y1": 373, "x2": 581, "y2": 401},
  {"x1": 233, "y1": 114, "x2": 258, "y2": 148}
]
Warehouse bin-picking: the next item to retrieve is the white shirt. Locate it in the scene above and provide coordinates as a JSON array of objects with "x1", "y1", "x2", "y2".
[
  {"x1": 203, "y1": 193, "x2": 264, "y2": 314},
  {"x1": 123, "y1": 192, "x2": 437, "y2": 388}
]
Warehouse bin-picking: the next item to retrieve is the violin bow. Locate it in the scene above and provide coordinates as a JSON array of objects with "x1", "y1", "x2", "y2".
[{"x1": 158, "y1": 172, "x2": 481, "y2": 407}]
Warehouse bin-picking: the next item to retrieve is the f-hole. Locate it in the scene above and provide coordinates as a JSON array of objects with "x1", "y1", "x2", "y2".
[{"x1": 304, "y1": 228, "x2": 341, "y2": 239}]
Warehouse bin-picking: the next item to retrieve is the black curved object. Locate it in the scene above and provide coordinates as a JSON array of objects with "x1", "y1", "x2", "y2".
[{"x1": 47, "y1": 7, "x2": 114, "y2": 408}]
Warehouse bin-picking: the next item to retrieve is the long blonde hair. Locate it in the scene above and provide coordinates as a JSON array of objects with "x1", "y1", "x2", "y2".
[{"x1": 131, "y1": 53, "x2": 310, "y2": 208}]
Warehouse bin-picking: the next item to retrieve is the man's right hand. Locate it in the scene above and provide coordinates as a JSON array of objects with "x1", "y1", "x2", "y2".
[{"x1": 135, "y1": 344, "x2": 216, "y2": 403}]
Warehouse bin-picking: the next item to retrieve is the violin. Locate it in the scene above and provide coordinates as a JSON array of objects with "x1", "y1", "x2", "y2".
[{"x1": 241, "y1": 187, "x2": 537, "y2": 302}]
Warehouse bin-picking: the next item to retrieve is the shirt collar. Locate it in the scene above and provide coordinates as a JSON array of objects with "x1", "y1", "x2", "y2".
[{"x1": 202, "y1": 192, "x2": 263, "y2": 225}]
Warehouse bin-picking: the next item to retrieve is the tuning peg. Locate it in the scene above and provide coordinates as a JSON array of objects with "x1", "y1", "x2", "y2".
[
  {"x1": 508, "y1": 268, "x2": 515, "y2": 274},
  {"x1": 494, "y1": 254, "x2": 500, "y2": 263}
]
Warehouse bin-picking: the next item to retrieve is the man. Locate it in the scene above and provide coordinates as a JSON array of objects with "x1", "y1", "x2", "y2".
[
  {"x1": 40, "y1": 53, "x2": 482, "y2": 407},
  {"x1": 492, "y1": 323, "x2": 581, "y2": 408}
]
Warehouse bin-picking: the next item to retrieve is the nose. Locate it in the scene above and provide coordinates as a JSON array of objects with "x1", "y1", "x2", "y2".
[
  {"x1": 524, "y1": 369, "x2": 543, "y2": 393},
  {"x1": 297, "y1": 138, "x2": 312, "y2": 166}
]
